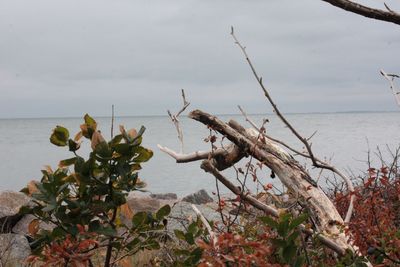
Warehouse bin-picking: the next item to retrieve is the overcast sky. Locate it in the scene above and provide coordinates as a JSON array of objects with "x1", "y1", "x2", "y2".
[{"x1": 0, "y1": 0, "x2": 399, "y2": 118}]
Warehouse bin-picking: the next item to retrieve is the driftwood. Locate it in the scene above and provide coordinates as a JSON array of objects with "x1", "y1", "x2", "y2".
[
  {"x1": 159, "y1": 109, "x2": 362, "y2": 257},
  {"x1": 188, "y1": 109, "x2": 353, "y2": 252}
]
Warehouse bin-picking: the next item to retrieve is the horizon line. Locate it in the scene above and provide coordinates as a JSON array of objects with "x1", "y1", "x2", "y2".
[{"x1": 0, "y1": 109, "x2": 399, "y2": 120}]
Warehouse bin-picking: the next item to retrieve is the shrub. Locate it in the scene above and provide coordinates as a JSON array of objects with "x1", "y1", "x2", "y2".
[{"x1": 20, "y1": 114, "x2": 171, "y2": 267}]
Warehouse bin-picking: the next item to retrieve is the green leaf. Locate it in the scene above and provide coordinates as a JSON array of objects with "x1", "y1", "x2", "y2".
[
  {"x1": 133, "y1": 147, "x2": 153, "y2": 162},
  {"x1": 289, "y1": 213, "x2": 308, "y2": 231},
  {"x1": 132, "y1": 212, "x2": 147, "y2": 227},
  {"x1": 184, "y1": 232, "x2": 195, "y2": 245},
  {"x1": 68, "y1": 139, "x2": 80, "y2": 152},
  {"x1": 156, "y1": 205, "x2": 171, "y2": 220},
  {"x1": 282, "y1": 245, "x2": 297, "y2": 263},
  {"x1": 94, "y1": 141, "x2": 112, "y2": 158},
  {"x1": 50, "y1": 126, "x2": 69, "y2": 147},
  {"x1": 174, "y1": 229, "x2": 186, "y2": 241},
  {"x1": 95, "y1": 226, "x2": 117, "y2": 236},
  {"x1": 190, "y1": 247, "x2": 203, "y2": 265},
  {"x1": 58, "y1": 157, "x2": 77, "y2": 168},
  {"x1": 188, "y1": 222, "x2": 197, "y2": 234},
  {"x1": 84, "y1": 114, "x2": 97, "y2": 127},
  {"x1": 287, "y1": 231, "x2": 300, "y2": 243},
  {"x1": 259, "y1": 216, "x2": 278, "y2": 229}
]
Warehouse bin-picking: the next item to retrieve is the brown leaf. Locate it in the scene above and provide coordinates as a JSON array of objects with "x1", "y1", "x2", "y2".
[
  {"x1": 127, "y1": 128, "x2": 137, "y2": 139},
  {"x1": 120, "y1": 203, "x2": 134, "y2": 220},
  {"x1": 119, "y1": 125, "x2": 126, "y2": 136},
  {"x1": 27, "y1": 180, "x2": 39, "y2": 196},
  {"x1": 28, "y1": 219, "x2": 40, "y2": 235},
  {"x1": 74, "y1": 131, "x2": 83, "y2": 142},
  {"x1": 43, "y1": 165, "x2": 53, "y2": 174},
  {"x1": 91, "y1": 131, "x2": 105, "y2": 150}
]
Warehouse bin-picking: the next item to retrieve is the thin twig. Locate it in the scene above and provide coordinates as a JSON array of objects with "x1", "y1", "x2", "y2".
[
  {"x1": 232, "y1": 29, "x2": 355, "y2": 223},
  {"x1": 111, "y1": 104, "x2": 115, "y2": 139},
  {"x1": 380, "y1": 69, "x2": 400, "y2": 107}
]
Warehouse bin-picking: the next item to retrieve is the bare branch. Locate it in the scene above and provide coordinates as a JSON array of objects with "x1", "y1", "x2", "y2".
[
  {"x1": 201, "y1": 160, "x2": 347, "y2": 256},
  {"x1": 381, "y1": 69, "x2": 400, "y2": 107},
  {"x1": 191, "y1": 204, "x2": 217, "y2": 246},
  {"x1": 158, "y1": 143, "x2": 246, "y2": 171},
  {"x1": 233, "y1": 32, "x2": 356, "y2": 222},
  {"x1": 167, "y1": 89, "x2": 191, "y2": 153},
  {"x1": 321, "y1": 0, "x2": 400, "y2": 26}
]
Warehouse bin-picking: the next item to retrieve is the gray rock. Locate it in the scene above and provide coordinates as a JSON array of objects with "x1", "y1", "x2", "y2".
[
  {"x1": 167, "y1": 201, "x2": 221, "y2": 231},
  {"x1": 150, "y1": 193, "x2": 178, "y2": 200},
  {"x1": 182, "y1": 189, "x2": 213, "y2": 205},
  {"x1": 127, "y1": 196, "x2": 161, "y2": 213},
  {"x1": 0, "y1": 191, "x2": 31, "y2": 233},
  {"x1": 12, "y1": 214, "x2": 54, "y2": 236},
  {"x1": 0, "y1": 234, "x2": 31, "y2": 267}
]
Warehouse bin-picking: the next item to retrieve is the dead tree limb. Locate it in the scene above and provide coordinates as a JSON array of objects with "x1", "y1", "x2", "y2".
[
  {"x1": 189, "y1": 109, "x2": 353, "y2": 252},
  {"x1": 167, "y1": 89, "x2": 190, "y2": 153},
  {"x1": 321, "y1": 0, "x2": 400, "y2": 26},
  {"x1": 158, "y1": 143, "x2": 246, "y2": 171},
  {"x1": 201, "y1": 160, "x2": 347, "y2": 256},
  {"x1": 231, "y1": 29, "x2": 355, "y2": 223}
]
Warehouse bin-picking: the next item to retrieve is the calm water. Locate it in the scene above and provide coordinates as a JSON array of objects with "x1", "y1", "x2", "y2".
[{"x1": 0, "y1": 112, "x2": 399, "y2": 196}]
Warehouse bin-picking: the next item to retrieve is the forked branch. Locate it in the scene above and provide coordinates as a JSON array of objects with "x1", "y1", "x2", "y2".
[
  {"x1": 231, "y1": 28, "x2": 355, "y2": 223},
  {"x1": 167, "y1": 89, "x2": 190, "y2": 153}
]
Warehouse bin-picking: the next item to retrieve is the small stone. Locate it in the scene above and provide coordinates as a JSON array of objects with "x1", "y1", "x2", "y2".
[
  {"x1": 127, "y1": 197, "x2": 161, "y2": 213},
  {"x1": 12, "y1": 214, "x2": 54, "y2": 236},
  {"x1": 0, "y1": 234, "x2": 31, "y2": 267},
  {"x1": 0, "y1": 191, "x2": 31, "y2": 233},
  {"x1": 150, "y1": 193, "x2": 178, "y2": 200},
  {"x1": 182, "y1": 189, "x2": 213, "y2": 205}
]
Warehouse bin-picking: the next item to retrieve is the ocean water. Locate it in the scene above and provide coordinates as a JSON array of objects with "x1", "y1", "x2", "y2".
[{"x1": 0, "y1": 112, "x2": 399, "y2": 196}]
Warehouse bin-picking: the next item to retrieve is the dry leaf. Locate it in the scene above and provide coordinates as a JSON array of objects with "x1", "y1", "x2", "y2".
[
  {"x1": 28, "y1": 219, "x2": 40, "y2": 235},
  {"x1": 120, "y1": 203, "x2": 134, "y2": 220},
  {"x1": 27, "y1": 180, "x2": 39, "y2": 196},
  {"x1": 91, "y1": 131, "x2": 105, "y2": 150},
  {"x1": 127, "y1": 128, "x2": 137, "y2": 139},
  {"x1": 74, "y1": 131, "x2": 83, "y2": 141}
]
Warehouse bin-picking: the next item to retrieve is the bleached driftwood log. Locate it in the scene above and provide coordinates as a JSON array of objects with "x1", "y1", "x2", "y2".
[{"x1": 188, "y1": 109, "x2": 353, "y2": 254}]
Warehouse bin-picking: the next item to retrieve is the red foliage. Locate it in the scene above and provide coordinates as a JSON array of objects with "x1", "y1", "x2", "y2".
[
  {"x1": 197, "y1": 226, "x2": 284, "y2": 267},
  {"x1": 26, "y1": 225, "x2": 99, "y2": 267},
  {"x1": 333, "y1": 167, "x2": 400, "y2": 265}
]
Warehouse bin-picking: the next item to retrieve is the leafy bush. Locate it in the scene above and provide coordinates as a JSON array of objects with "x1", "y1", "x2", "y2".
[
  {"x1": 333, "y1": 165, "x2": 400, "y2": 266},
  {"x1": 20, "y1": 114, "x2": 171, "y2": 267}
]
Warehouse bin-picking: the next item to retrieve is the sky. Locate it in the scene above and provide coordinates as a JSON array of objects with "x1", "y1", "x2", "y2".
[{"x1": 0, "y1": 0, "x2": 399, "y2": 118}]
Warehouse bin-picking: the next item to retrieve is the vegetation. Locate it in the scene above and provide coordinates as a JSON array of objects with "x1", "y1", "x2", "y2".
[{"x1": 20, "y1": 115, "x2": 171, "y2": 267}]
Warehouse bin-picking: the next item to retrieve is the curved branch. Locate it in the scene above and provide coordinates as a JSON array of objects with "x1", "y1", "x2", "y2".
[{"x1": 321, "y1": 0, "x2": 400, "y2": 26}]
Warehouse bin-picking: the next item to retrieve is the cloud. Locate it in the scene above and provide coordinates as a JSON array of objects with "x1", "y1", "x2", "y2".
[{"x1": 0, "y1": 0, "x2": 399, "y2": 118}]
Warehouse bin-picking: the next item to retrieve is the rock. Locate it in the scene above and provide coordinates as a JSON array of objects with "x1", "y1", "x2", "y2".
[
  {"x1": 150, "y1": 193, "x2": 178, "y2": 200},
  {"x1": 127, "y1": 196, "x2": 161, "y2": 213},
  {"x1": 182, "y1": 189, "x2": 213, "y2": 205},
  {"x1": 12, "y1": 214, "x2": 54, "y2": 236},
  {"x1": 0, "y1": 191, "x2": 31, "y2": 233},
  {"x1": 167, "y1": 201, "x2": 221, "y2": 231},
  {"x1": 0, "y1": 234, "x2": 31, "y2": 267}
]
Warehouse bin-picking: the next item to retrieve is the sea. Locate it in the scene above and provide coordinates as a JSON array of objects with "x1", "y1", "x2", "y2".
[{"x1": 0, "y1": 112, "x2": 399, "y2": 197}]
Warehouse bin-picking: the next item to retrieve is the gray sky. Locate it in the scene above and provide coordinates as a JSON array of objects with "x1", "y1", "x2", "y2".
[{"x1": 0, "y1": 0, "x2": 399, "y2": 118}]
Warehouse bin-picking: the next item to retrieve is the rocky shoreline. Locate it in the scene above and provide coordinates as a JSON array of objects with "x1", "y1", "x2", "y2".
[{"x1": 0, "y1": 189, "x2": 219, "y2": 267}]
